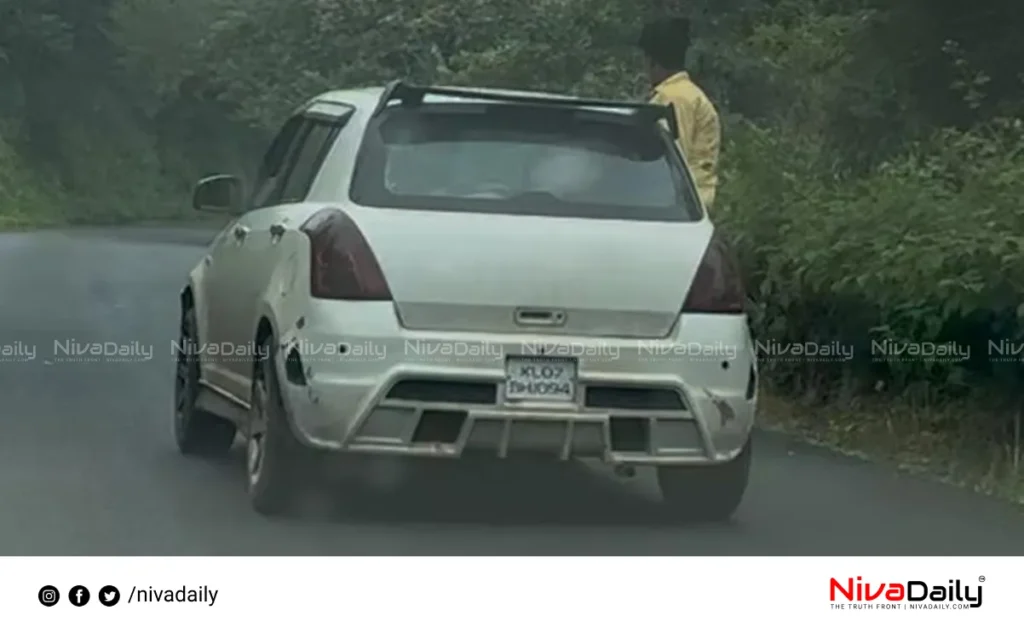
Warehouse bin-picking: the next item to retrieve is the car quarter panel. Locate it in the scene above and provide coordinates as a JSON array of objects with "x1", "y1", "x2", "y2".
[{"x1": 248, "y1": 201, "x2": 332, "y2": 342}]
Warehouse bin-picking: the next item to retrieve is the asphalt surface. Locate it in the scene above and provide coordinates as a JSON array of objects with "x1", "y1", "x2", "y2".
[{"x1": 1, "y1": 226, "x2": 1023, "y2": 555}]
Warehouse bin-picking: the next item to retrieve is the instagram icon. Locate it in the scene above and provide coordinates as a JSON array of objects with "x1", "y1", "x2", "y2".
[{"x1": 38, "y1": 585, "x2": 60, "y2": 607}]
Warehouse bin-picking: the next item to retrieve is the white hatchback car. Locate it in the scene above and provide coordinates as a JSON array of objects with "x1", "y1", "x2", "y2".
[{"x1": 175, "y1": 82, "x2": 758, "y2": 520}]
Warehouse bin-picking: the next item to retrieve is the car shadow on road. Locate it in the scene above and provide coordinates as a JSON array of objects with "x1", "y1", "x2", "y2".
[{"x1": 215, "y1": 446, "x2": 743, "y2": 530}]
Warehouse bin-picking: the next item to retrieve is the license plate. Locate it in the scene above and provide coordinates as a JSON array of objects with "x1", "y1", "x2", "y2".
[{"x1": 504, "y1": 356, "x2": 577, "y2": 402}]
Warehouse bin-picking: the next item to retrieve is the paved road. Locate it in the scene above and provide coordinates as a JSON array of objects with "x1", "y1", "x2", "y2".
[{"x1": 1, "y1": 227, "x2": 1022, "y2": 555}]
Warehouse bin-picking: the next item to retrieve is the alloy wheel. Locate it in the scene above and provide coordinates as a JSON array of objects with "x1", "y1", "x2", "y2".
[{"x1": 247, "y1": 373, "x2": 270, "y2": 486}]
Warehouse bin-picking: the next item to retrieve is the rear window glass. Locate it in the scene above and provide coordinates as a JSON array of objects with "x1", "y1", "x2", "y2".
[{"x1": 349, "y1": 105, "x2": 701, "y2": 221}]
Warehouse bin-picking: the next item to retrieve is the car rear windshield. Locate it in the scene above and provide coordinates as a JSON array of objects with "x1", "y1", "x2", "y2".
[{"x1": 349, "y1": 104, "x2": 701, "y2": 221}]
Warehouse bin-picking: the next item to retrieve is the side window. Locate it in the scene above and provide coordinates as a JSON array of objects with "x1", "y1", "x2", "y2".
[
  {"x1": 277, "y1": 117, "x2": 345, "y2": 203},
  {"x1": 248, "y1": 116, "x2": 306, "y2": 209}
]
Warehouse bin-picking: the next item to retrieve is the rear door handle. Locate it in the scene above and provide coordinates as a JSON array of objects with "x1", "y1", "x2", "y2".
[
  {"x1": 269, "y1": 222, "x2": 285, "y2": 240},
  {"x1": 233, "y1": 225, "x2": 250, "y2": 241},
  {"x1": 514, "y1": 308, "x2": 566, "y2": 326}
]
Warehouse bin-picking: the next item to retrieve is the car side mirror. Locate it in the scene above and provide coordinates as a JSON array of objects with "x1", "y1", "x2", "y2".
[{"x1": 192, "y1": 175, "x2": 244, "y2": 214}]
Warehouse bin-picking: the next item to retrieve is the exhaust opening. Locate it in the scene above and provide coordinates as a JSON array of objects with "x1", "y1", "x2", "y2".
[
  {"x1": 608, "y1": 417, "x2": 650, "y2": 453},
  {"x1": 411, "y1": 410, "x2": 467, "y2": 445}
]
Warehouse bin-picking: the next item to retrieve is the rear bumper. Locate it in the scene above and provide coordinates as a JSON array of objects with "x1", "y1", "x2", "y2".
[{"x1": 275, "y1": 302, "x2": 757, "y2": 466}]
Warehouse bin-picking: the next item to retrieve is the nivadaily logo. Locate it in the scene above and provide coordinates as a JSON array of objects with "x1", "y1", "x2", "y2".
[{"x1": 830, "y1": 576, "x2": 983, "y2": 610}]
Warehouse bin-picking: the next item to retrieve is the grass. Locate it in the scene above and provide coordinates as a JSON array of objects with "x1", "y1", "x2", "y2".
[
  {"x1": 0, "y1": 203, "x2": 223, "y2": 232},
  {"x1": 0, "y1": 214, "x2": 62, "y2": 231},
  {"x1": 758, "y1": 388, "x2": 1024, "y2": 505},
  {"x1": 0, "y1": 212, "x2": 223, "y2": 232},
  {"x1": 59, "y1": 209, "x2": 225, "y2": 228},
  {"x1": 0, "y1": 140, "x2": 219, "y2": 232}
]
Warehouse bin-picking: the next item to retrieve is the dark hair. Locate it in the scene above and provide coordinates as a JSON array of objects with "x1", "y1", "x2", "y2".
[{"x1": 638, "y1": 17, "x2": 691, "y2": 70}]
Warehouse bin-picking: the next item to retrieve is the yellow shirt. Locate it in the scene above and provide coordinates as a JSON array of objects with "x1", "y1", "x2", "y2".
[{"x1": 650, "y1": 72, "x2": 721, "y2": 210}]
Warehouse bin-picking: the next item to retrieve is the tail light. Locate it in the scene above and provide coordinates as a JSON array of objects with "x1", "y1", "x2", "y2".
[
  {"x1": 681, "y1": 231, "x2": 745, "y2": 313},
  {"x1": 300, "y1": 208, "x2": 392, "y2": 300}
]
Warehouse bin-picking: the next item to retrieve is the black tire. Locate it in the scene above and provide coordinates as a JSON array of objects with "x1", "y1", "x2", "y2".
[
  {"x1": 246, "y1": 344, "x2": 313, "y2": 516},
  {"x1": 657, "y1": 438, "x2": 752, "y2": 522},
  {"x1": 174, "y1": 307, "x2": 236, "y2": 456}
]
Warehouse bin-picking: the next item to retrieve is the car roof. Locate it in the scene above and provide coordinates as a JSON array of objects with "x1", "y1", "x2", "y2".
[{"x1": 311, "y1": 86, "x2": 635, "y2": 115}]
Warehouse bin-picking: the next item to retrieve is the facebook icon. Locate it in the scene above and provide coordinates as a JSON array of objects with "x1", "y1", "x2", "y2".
[{"x1": 69, "y1": 585, "x2": 90, "y2": 606}]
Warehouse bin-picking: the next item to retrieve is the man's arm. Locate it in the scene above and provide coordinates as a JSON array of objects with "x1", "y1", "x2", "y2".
[{"x1": 690, "y1": 97, "x2": 720, "y2": 210}]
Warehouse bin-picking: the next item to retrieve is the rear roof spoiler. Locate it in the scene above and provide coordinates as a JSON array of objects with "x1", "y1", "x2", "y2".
[{"x1": 370, "y1": 80, "x2": 679, "y2": 139}]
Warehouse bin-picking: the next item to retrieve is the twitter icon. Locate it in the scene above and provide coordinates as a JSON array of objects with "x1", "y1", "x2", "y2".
[{"x1": 99, "y1": 585, "x2": 120, "y2": 607}]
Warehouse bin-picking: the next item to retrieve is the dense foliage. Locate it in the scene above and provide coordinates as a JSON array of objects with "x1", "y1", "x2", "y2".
[{"x1": 2, "y1": 0, "x2": 1023, "y2": 444}]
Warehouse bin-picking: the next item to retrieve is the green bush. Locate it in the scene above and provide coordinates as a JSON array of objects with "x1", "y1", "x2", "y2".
[
  {"x1": 717, "y1": 116, "x2": 1024, "y2": 405},
  {"x1": 0, "y1": 132, "x2": 64, "y2": 229}
]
